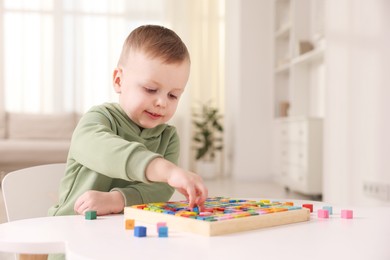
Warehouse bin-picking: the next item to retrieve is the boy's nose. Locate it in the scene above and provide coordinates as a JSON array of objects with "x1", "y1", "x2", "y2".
[{"x1": 155, "y1": 96, "x2": 167, "y2": 108}]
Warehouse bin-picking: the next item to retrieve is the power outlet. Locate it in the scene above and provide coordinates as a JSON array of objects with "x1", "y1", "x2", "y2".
[{"x1": 363, "y1": 181, "x2": 389, "y2": 201}]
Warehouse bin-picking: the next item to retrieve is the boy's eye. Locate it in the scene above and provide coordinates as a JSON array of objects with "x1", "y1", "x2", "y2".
[
  {"x1": 144, "y1": 87, "x2": 157, "y2": 93},
  {"x1": 169, "y1": 93, "x2": 178, "y2": 100}
]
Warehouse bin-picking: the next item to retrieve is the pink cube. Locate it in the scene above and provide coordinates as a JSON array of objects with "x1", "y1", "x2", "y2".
[
  {"x1": 318, "y1": 209, "x2": 329, "y2": 218},
  {"x1": 341, "y1": 209, "x2": 353, "y2": 219},
  {"x1": 156, "y1": 222, "x2": 167, "y2": 232}
]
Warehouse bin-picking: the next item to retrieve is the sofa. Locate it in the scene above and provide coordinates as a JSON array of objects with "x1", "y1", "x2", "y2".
[{"x1": 0, "y1": 112, "x2": 79, "y2": 181}]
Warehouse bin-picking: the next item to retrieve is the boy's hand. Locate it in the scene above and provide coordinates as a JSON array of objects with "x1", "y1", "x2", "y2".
[
  {"x1": 167, "y1": 170, "x2": 208, "y2": 209},
  {"x1": 146, "y1": 158, "x2": 208, "y2": 209},
  {"x1": 74, "y1": 190, "x2": 125, "y2": 215}
]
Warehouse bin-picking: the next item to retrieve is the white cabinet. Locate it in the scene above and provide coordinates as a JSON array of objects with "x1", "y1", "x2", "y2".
[
  {"x1": 273, "y1": 117, "x2": 323, "y2": 196},
  {"x1": 272, "y1": 0, "x2": 325, "y2": 196}
]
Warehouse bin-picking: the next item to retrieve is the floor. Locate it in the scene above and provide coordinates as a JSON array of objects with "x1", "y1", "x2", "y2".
[{"x1": 0, "y1": 178, "x2": 313, "y2": 259}]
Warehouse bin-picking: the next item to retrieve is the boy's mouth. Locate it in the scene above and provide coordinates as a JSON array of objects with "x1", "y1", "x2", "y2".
[{"x1": 145, "y1": 110, "x2": 162, "y2": 119}]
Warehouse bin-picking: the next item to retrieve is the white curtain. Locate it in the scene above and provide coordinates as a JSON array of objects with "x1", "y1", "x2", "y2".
[
  {"x1": 0, "y1": 0, "x2": 225, "y2": 114},
  {"x1": 164, "y1": 0, "x2": 225, "y2": 170},
  {"x1": 0, "y1": 0, "x2": 225, "y2": 169}
]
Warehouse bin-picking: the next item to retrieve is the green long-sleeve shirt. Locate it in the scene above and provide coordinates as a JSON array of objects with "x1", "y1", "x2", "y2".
[{"x1": 48, "y1": 103, "x2": 177, "y2": 216}]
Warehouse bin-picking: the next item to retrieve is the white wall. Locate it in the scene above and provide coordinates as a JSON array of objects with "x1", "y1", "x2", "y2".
[
  {"x1": 324, "y1": 0, "x2": 390, "y2": 206},
  {"x1": 225, "y1": 0, "x2": 390, "y2": 207},
  {"x1": 225, "y1": 0, "x2": 273, "y2": 180}
]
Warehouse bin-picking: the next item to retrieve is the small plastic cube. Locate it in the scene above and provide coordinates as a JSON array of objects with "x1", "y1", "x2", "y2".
[
  {"x1": 302, "y1": 204, "x2": 313, "y2": 213},
  {"x1": 156, "y1": 222, "x2": 167, "y2": 232},
  {"x1": 158, "y1": 226, "x2": 168, "y2": 237},
  {"x1": 323, "y1": 206, "x2": 333, "y2": 215},
  {"x1": 341, "y1": 209, "x2": 353, "y2": 219},
  {"x1": 318, "y1": 209, "x2": 329, "y2": 219},
  {"x1": 134, "y1": 226, "x2": 147, "y2": 237},
  {"x1": 85, "y1": 210, "x2": 97, "y2": 220},
  {"x1": 125, "y1": 219, "x2": 135, "y2": 230}
]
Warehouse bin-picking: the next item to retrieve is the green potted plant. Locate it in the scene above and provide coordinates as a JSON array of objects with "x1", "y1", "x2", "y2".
[{"x1": 192, "y1": 102, "x2": 223, "y2": 178}]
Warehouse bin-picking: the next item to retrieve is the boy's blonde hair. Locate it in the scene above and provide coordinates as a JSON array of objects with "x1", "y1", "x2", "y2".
[{"x1": 118, "y1": 25, "x2": 190, "y2": 66}]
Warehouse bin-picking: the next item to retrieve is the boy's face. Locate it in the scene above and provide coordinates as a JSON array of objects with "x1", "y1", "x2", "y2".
[{"x1": 113, "y1": 49, "x2": 190, "y2": 129}]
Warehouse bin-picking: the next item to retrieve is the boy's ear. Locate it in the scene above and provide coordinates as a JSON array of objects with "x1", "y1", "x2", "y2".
[{"x1": 113, "y1": 68, "x2": 123, "y2": 93}]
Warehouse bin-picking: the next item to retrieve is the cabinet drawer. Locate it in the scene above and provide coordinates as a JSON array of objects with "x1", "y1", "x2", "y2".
[
  {"x1": 289, "y1": 164, "x2": 306, "y2": 184},
  {"x1": 288, "y1": 143, "x2": 307, "y2": 167},
  {"x1": 287, "y1": 121, "x2": 307, "y2": 142},
  {"x1": 279, "y1": 120, "x2": 307, "y2": 143},
  {"x1": 280, "y1": 164, "x2": 306, "y2": 189},
  {"x1": 280, "y1": 143, "x2": 307, "y2": 167}
]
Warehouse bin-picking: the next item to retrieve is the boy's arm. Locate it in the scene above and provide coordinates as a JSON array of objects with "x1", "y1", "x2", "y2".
[
  {"x1": 71, "y1": 110, "x2": 161, "y2": 183},
  {"x1": 74, "y1": 181, "x2": 175, "y2": 215},
  {"x1": 109, "y1": 130, "x2": 178, "y2": 209},
  {"x1": 111, "y1": 182, "x2": 175, "y2": 208},
  {"x1": 109, "y1": 158, "x2": 207, "y2": 211}
]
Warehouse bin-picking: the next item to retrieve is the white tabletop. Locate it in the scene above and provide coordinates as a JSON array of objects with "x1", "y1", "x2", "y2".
[{"x1": 0, "y1": 201, "x2": 389, "y2": 260}]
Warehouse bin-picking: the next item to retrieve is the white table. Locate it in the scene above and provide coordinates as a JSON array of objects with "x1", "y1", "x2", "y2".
[{"x1": 0, "y1": 201, "x2": 389, "y2": 260}]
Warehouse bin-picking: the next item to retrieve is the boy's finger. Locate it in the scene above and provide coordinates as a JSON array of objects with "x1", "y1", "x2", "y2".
[
  {"x1": 197, "y1": 185, "x2": 208, "y2": 204},
  {"x1": 186, "y1": 187, "x2": 196, "y2": 209},
  {"x1": 74, "y1": 199, "x2": 82, "y2": 214}
]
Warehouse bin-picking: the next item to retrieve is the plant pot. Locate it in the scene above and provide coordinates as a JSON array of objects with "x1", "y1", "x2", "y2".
[{"x1": 195, "y1": 160, "x2": 219, "y2": 179}]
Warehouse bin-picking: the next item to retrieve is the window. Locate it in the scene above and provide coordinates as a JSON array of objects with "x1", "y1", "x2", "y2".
[
  {"x1": 1, "y1": 0, "x2": 168, "y2": 113},
  {"x1": 0, "y1": 0, "x2": 225, "y2": 115},
  {"x1": 0, "y1": 0, "x2": 225, "y2": 170}
]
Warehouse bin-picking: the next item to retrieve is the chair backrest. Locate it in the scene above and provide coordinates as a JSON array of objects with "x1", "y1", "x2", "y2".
[{"x1": 2, "y1": 163, "x2": 66, "y2": 221}]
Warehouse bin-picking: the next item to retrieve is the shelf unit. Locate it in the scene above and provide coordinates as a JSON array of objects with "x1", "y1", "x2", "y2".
[{"x1": 272, "y1": 0, "x2": 325, "y2": 196}]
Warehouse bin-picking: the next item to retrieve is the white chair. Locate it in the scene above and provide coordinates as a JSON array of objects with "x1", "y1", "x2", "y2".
[
  {"x1": 1, "y1": 163, "x2": 66, "y2": 260},
  {"x1": 2, "y1": 163, "x2": 66, "y2": 222}
]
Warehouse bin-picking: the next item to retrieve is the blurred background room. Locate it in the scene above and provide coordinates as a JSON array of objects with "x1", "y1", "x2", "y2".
[{"x1": 1, "y1": 0, "x2": 390, "y2": 229}]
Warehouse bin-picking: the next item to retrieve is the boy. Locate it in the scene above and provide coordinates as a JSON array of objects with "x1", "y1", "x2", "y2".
[{"x1": 49, "y1": 25, "x2": 208, "y2": 218}]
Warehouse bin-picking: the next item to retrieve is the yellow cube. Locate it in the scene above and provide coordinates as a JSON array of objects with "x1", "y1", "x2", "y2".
[{"x1": 125, "y1": 219, "x2": 135, "y2": 230}]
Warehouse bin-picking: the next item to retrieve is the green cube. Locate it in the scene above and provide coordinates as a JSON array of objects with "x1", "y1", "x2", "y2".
[{"x1": 85, "y1": 210, "x2": 97, "y2": 220}]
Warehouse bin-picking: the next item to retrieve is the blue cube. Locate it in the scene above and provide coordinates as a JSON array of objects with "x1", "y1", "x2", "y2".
[
  {"x1": 134, "y1": 226, "x2": 147, "y2": 237},
  {"x1": 158, "y1": 226, "x2": 168, "y2": 237}
]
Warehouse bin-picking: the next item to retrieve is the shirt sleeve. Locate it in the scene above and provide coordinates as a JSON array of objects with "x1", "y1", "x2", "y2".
[
  {"x1": 111, "y1": 128, "x2": 180, "y2": 206},
  {"x1": 69, "y1": 109, "x2": 161, "y2": 183}
]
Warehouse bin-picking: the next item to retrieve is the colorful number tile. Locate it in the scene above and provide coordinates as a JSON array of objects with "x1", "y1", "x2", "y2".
[{"x1": 192, "y1": 206, "x2": 200, "y2": 213}]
